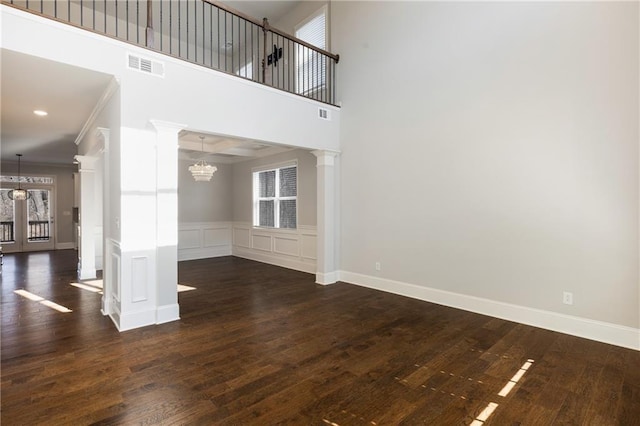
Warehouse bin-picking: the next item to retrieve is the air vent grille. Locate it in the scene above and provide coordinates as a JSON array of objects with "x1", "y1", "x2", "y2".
[
  {"x1": 318, "y1": 108, "x2": 330, "y2": 120},
  {"x1": 127, "y1": 53, "x2": 164, "y2": 78}
]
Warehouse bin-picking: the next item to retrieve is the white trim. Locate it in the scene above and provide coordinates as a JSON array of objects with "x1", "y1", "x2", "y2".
[
  {"x1": 156, "y1": 304, "x2": 180, "y2": 325},
  {"x1": 338, "y1": 271, "x2": 640, "y2": 351},
  {"x1": 251, "y1": 159, "x2": 298, "y2": 174},
  {"x1": 233, "y1": 246, "x2": 316, "y2": 274},
  {"x1": 232, "y1": 222, "x2": 316, "y2": 273},
  {"x1": 116, "y1": 307, "x2": 156, "y2": 332},
  {"x1": 316, "y1": 271, "x2": 337, "y2": 285},
  {"x1": 179, "y1": 246, "x2": 232, "y2": 261},
  {"x1": 178, "y1": 222, "x2": 232, "y2": 261},
  {"x1": 56, "y1": 242, "x2": 75, "y2": 250},
  {"x1": 74, "y1": 77, "x2": 119, "y2": 146}
]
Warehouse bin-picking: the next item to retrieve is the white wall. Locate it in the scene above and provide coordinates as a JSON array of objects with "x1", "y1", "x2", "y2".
[
  {"x1": 1, "y1": 5, "x2": 340, "y2": 152},
  {"x1": 178, "y1": 160, "x2": 232, "y2": 223},
  {"x1": 333, "y1": 2, "x2": 639, "y2": 346},
  {"x1": 177, "y1": 158, "x2": 233, "y2": 261}
]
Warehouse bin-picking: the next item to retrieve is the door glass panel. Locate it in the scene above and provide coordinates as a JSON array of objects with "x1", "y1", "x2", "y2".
[
  {"x1": 27, "y1": 189, "x2": 51, "y2": 242},
  {"x1": 0, "y1": 189, "x2": 16, "y2": 243}
]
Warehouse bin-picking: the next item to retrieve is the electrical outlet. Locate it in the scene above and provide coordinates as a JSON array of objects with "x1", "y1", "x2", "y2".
[
  {"x1": 563, "y1": 291, "x2": 573, "y2": 305},
  {"x1": 375, "y1": 262, "x2": 381, "y2": 271}
]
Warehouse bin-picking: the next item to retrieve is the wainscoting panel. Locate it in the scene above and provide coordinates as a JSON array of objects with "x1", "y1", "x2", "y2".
[
  {"x1": 300, "y1": 232, "x2": 317, "y2": 260},
  {"x1": 131, "y1": 256, "x2": 148, "y2": 302},
  {"x1": 233, "y1": 227, "x2": 251, "y2": 249},
  {"x1": 204, "y1": 227, "x2": 231, "y2": 247},
  {"x1": 252, "y1": 234, "x2": 272, "y2": 252},
  {"x1": 178, "y1": 222, "x2": 232, "y2": 261},
  {"x1": 274, "y1": 236, "x2": 299, "y2": 257},
  {"x1": 179, "y1": 229, "x2": 201, "y2": 250},
  {"x1": 232, "y1": 222, "x2": 317, "y2": 274}
]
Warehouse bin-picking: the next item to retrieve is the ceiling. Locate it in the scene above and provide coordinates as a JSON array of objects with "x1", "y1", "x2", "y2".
[
  {"x1": 0, "y1": 49, "x2": 114, "y2": 165},
  {"x1": 223, "y1": 1, "x2": 301, "y2": 22},
  {"x1": 0, "y1": 1, "x2": 301, "y2": 169}
]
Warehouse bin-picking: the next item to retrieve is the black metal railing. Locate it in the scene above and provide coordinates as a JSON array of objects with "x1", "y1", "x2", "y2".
[
  {"x1": 28, "y1": 220, "x2": 50, "y2": 241},
  {"x1": 3, "y1": 0, "x2": 339, "y2": 105},
  {"x1": 1, "y1": 221, "x2": 14, "y2": 243}
]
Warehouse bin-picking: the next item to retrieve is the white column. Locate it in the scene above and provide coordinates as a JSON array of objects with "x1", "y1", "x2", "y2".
[
  {"x1": 96, "y1": 128, "x2": 111, "y2": 316},
  {"x1": 75, "y1": 154, "x2": 98, "y2": 280},
  {"x1": 150, "y1": 120, "x2": 185, "y2": 324},
  {"x1": 311, "y1": 150, "x2": 339, "y2": 285}
]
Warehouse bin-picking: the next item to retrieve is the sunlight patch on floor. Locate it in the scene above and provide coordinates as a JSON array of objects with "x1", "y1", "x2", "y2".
[
  {"x1": 84, "y1": 279, "x2": 103, "y2": 289},
  {"x1": 470, "y1": 402, "x2": 499, "y2": 425},
  {"x1": 14, "y1": 289, "x2": 72, "y2": 313},
  {"x1": 470, "y1": 358, "x2": 535, "y2": 425},
  {"x1": 71, "y1": 283, "x2": 103, "y2": 294},
  {"x1": 178, "y1": 284, "x2": 196, "y2": 292}
]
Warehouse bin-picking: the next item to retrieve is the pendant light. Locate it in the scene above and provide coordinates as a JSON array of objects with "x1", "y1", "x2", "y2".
[
  {"x1": 8, "y1": 154, "x2": 30, "y2": 200},
  {"x1": 188, "y1": 136, "x2": 217, "y2": 182}
]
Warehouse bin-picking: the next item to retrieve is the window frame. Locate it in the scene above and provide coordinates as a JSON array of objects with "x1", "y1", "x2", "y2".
[
  {"x1": 252, "y1": 160, "x2": 298, "y2": 230},
  {"x1": 294, "y1": 5, "x2": 328, "y2": 96}
]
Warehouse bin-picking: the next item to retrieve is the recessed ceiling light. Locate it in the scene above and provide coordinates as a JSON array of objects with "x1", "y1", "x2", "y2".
[{"x1": 33, "y1": 110, "x2": 48, "y2": 116}]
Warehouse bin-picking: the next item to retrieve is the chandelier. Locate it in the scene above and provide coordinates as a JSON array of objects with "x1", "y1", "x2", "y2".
[
  {"x1": 188, "y1": 136, "x2": 217, "y2": 182},
  {"x1": 8, "y1": 154, "x2": 31, "y2": 200}
]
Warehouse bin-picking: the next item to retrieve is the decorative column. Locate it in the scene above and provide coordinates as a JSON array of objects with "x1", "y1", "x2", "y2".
[
  {"x1": 150, "y1": 120, "x2": 185, "y2": 324},
  {"x1": 74, "y1": 154, "x2": 98, "y2": 280},
  {"x1": 311, "y1": 150, "x2": 339, "y2": 285},
  {"x1": 95, "y1": 128, "x2": 111, "y2": 316}
]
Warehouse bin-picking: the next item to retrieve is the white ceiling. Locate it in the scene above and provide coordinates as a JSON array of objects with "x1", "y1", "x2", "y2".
[
  {"x1": 179, "y1": 131, "x2": 293, "y2": 164},
  {"x1": 223, "y1": 1, "x2": 301, "y2": 22},
  {"x1": 0, "y1": 1, "x2": 301, "y2": 169},
  {"x1": 1, "y1": 49, "x2": 113, "y2": 165}
]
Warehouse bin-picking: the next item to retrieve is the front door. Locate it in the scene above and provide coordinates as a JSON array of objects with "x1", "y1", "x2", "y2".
[{"x1": 0, "y1": 188, "x2": 55, "y2": 253}]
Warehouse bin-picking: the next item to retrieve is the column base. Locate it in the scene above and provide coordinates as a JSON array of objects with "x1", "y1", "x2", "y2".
[
  {"x1": 157, "y1": 303, "x2": 180, "y2": 324},
  {"x1": 316, "y1": 271, "x2": 337, "y2": 285}
]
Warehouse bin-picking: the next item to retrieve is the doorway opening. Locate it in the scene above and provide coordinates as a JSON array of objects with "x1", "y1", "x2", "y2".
[{"x1": 1, "y1": 176, "x2": 56, "y2": 253}]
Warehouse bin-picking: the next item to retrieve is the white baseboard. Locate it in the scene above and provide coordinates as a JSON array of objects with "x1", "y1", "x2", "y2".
[
  {"x1": 339, "y1": 271, "x2": 640, "y2": 351},
  {"x1": 178, "y1": 246, "x2": 231, "y2": 261},
  {"x1": 78, "y1": 267, "x2": 97, "y2": 280},
  {"x1": 156, "y1": 303, "x2": 180, "y2": 324},
  {"x1": 233, "y1": 247, "x2": 316, "y2": 274},
  {"x1": 316, "y1": 271, "x2": 338, "y2": 285},
  {"x1": 56, "y1": 242, "x2": 75, "y2": 250},
  {"x1": 116, "y1": 307, "x2": 157, "y2": 332}
]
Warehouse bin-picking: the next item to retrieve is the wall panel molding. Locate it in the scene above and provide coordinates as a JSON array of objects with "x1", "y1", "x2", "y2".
[
  {"x1": 178, "y1": 222, "x2": 232, "y2": 261},
  {"x1": 232, "y1": 222, "x2": 317, "y2": 274}
]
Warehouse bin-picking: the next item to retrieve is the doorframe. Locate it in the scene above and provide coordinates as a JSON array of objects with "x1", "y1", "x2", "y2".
[{"x1": 1, "y1": 179, "x2": 57, "y2": 253}]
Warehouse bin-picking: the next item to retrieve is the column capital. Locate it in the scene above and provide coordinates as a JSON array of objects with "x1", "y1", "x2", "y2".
[
  {"x1": 95, "y1": 127, "x2": 110, "y2": 154},
  {"x1": 74, "y1": 155, "x2": 98, "y2": 171},
  {"x1": 311, "y1": 150, "x2": 340, "y2": 167},
  {"x1": 148, "y1": 120, "x2": 187, "y2": 135}
]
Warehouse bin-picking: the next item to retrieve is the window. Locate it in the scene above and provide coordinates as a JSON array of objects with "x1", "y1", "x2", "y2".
[
  {"x1": 237, "y1": 61, "x2": 253, "y2": 80},
  {"x1": 295, "y1": 6, "x2": 326, "y2": 95},
  {"x1": 253, "y1": 164, "x2": 297, "y2": 229},
  {"x1": 0, "y1": 175, "x2": 54, "y2": 184}
]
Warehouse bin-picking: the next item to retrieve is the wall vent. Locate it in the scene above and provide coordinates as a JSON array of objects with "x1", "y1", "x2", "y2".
[
  {"x1": 127, "y1": 53, "x2": 164, "y2": 77},
  {"x1": 318, "y1": 107, "x2": 330, "y2": 120}
]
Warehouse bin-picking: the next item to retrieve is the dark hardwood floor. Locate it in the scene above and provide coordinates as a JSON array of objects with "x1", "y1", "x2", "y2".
[{"x1": 1, "y1": 250, "x2": 639, "y2": 425}]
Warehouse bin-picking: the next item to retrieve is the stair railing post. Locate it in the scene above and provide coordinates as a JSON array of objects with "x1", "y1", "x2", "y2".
[
  {"x1": 262, "y1": 17, "x2": 269, "y2": 84},
  {"x1": 146, "y1": 0, "x2": 154, "y2": 48}
]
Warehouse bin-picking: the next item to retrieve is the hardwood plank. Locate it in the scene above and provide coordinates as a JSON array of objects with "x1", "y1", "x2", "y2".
[{"x1": 1, "y1": 251, "x2": 639, "y2": 425}]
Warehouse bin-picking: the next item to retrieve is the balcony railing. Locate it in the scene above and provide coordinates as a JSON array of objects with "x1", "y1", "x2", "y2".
[
  {"x1": 3, "y1": 0, "x2": 339, "y2": 105},
  {"x1": 1, "y1": 221, "x2": 14, "y2": 243},
  {"x1": 28, "y1": 220, "x2": 51, "y2": 241},
  {"x1": 0, "y1": 221, "x2": 50, "y2": 243}
]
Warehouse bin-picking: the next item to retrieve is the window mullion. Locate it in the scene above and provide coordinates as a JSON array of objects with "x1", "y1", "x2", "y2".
[{"x1": 274, "y1": 168, "x2": 280, "y2": 228}]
